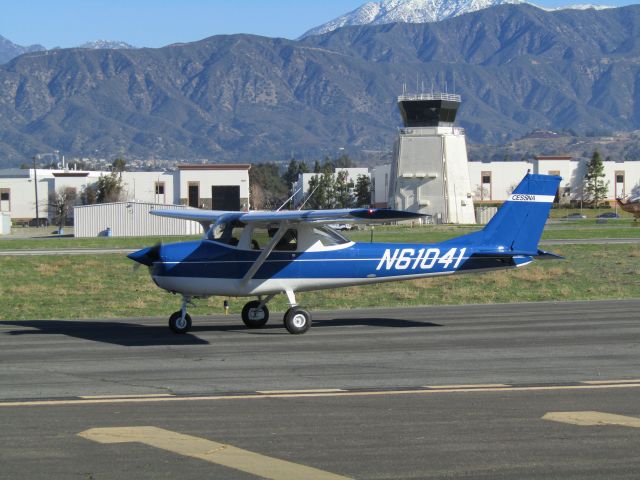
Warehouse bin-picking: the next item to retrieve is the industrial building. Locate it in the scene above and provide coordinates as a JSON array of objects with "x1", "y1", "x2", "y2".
[{"x1": 0, "y1": 164, "x2": 251, "y2": 228}]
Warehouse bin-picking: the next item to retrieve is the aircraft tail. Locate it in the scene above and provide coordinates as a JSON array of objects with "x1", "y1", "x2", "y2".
[{"x1": 470, "y1": 173, "x2": 561, "y2": 254}]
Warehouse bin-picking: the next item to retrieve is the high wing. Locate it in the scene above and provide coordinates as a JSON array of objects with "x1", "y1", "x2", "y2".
[{"x1": 151, "y1": 207, "x2": 425, "y2": 229}]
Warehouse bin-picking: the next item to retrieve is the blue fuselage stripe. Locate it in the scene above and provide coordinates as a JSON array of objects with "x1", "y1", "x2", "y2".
[{"x1": 150, "y1": 240, "x2": 525, "y2": 280}]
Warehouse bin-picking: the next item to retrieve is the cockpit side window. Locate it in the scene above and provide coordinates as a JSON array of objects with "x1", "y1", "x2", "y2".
[
  {"x1": 250, "y1": 226, "x2": 298, "y2": 251},
  {"x1": 274, "y1": 229, "x2": 297, "y2": 251}
]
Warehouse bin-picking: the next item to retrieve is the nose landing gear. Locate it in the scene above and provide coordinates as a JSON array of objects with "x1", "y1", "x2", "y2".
[{"x1": 168, "y1": 296, "x2": 193, "y2": 334}]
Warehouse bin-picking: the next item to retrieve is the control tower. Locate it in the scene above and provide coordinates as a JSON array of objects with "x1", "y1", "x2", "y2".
[{"x1": 389, "y1": 93, "x2": 476, "y2": 224}]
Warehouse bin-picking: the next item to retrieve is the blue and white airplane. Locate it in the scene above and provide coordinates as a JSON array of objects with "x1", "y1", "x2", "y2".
[{"x1": 129, "y1": 173, "x2": 561, "y2": 335}]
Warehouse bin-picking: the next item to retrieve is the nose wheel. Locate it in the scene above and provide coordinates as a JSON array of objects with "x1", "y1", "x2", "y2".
[
  {"x1": 168, "y1": 296, "x2": 193, "y2": 334},
  {"x1": 169, "y1": 311, "x2": 192, "y2": 334}
]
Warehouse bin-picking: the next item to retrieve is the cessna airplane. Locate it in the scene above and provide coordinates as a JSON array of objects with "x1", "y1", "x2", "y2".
[{"x1": 129, "y1": 173, "x2": 561, "y2": 335}]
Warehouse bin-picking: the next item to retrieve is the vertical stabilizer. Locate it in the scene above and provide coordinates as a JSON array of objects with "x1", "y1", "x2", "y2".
[{"x1": 479, "y1": 174, "x2": 561, "y2": 253}]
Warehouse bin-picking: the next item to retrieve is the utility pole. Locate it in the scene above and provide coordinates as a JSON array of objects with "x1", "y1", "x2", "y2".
[{"x1": 32, "y1": 155, "x2": 39, "y2": 226}]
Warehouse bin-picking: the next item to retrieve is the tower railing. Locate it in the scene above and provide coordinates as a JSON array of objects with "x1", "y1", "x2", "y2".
[{"x1": 397, "y1": 93, "x2": 461, "y2": 102}]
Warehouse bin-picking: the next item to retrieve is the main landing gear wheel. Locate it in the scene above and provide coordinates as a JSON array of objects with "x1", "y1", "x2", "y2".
[
  {"x1": 241, "y1": 300, "x2": 270, "y2": 329},
  {"x1": 169, "y1": 311, "x2": 192, "y2": 334},
  {"x1": 283, "y1": 307, "x2": 311, "y2": 335}
]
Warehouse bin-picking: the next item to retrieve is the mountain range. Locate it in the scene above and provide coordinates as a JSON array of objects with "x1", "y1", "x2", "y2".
[
  {"x1": 0, "y1": 35, "x2": 46, "y2": 65},
  {"x1": 1, "y1": 4, "x2": 640, "y2": 166},
  {"x1": 0, "y1": 37, "x2": 135, "y2": 65},
  {"x1": 300, "y1": 0, "x2": 611, "y2": 38}
]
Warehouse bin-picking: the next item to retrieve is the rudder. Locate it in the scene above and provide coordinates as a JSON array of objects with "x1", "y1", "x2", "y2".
[{"x1": 480, "y1": 173, "x2": 561, "y2": 253}]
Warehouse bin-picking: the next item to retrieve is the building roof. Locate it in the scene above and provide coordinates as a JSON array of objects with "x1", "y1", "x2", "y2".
[
  {"x1": 0, "y1": 168, "x2": 30, "y2": 178},
  {"x1": 52, "y1": 172, "x2": 90, "y2": 177},
  {"x1": 535, "y1": 155, "x2": 573, "y2": 161},
  {"x1": 177, "y1": 164, "x2": 251, "y2": 170}
]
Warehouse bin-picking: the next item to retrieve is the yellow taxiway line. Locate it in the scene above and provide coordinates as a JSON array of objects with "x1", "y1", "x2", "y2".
[
  {"x1": 542, "y1": 411, "x2": 640, "y2": 428},
  {"x1": 79, "y1": 426, "x2": 352, "y2": 480},
  {"x1": 2, "y1": 381, "x2": 640, "y2": 408}
]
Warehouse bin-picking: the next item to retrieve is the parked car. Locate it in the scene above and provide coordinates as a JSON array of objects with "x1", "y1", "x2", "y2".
[
  {"x1": 562, "y1": 213, "x2": 587, "y2": 219},
  {"x1": 596, "y1": 212, "x2": 620, "y2": 219}
]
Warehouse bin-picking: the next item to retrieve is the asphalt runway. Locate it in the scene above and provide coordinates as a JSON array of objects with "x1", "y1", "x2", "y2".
[{"x1": 1, "y1": 300, "x2": 639, "y2": 479}]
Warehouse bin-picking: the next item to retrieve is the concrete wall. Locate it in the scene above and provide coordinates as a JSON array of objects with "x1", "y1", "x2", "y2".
[
  {"x1": 0, "y1": 171, "x2": 50, "y2": 222},
  {"x1": 468, "y1": 162, "x2": 531, "y2": 202},
  {"x1": 121, "y1": 172, "x2": 175, "y2": 204},
  {"x1": 371, "y1": 164, "x2": 391, "y2": 207}
]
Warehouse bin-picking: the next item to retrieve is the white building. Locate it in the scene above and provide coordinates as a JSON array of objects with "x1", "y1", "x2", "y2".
[
  {"x1": 0, "y1": 164, "x2": 251, "y2": 225},
  {"x1": 468, "y1": 156, "x2": 640, "y2": 203}
]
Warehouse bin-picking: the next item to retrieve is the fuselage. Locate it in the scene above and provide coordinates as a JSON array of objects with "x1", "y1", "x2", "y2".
[{"x1": 149, "y1": 239, "x2": 531, "y2": 297}]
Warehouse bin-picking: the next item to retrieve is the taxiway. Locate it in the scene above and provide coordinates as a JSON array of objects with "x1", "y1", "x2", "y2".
[{"x1": 1, "y1": 300, "x2": 639, "y2": 479}]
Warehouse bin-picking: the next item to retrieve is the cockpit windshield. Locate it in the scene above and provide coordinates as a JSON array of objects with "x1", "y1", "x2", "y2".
[
  {"x1": 313, "y1": 226, "x2": 350, "y2": 246},
  {"x1": 207, "y1": 220, "x2": 245, "y2": 246}
]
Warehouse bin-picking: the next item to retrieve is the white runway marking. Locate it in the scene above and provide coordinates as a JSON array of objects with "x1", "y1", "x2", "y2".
[{"x1": 3, "y1": 381, "x2": 640, "y2": 408}]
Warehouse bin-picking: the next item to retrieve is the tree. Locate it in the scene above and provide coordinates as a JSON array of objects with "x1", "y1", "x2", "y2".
[
  {"x1": 112, "y1": 157, "x2": 126, "y2": 174},
  {"x1": 94, "y1": 172, "x2": 124, "y2": 203},
  {"x1": 81, "y1": 184, "x2": 97, "y2": 205},
  {"x1": 334, "y1": 153, "x2": 353, "y2": 168},
  {"x1": 354, "y1": 174, "x2": 371, "y2": 207},
  {"x1": 305, "y1": 173, "x2": 333, "y2": 209},
  {"x1": 283, "y1": 158, "x2": 300, "y2": 187},
  {"x1": 333, "y1": 170, "x2": 354, "y2": 208},
  {"x1": 49, "y1": 187, "x2": 77, "y2": 230},
  {"x1": 313, "y1": 160, "x2": 322, "y2": 173},
  {"x1": 584, "y1": 150, "x2": 609, "y2": 207},
  {"x1": 249, "y1": 163, "x2": 288, "y2": 209}
]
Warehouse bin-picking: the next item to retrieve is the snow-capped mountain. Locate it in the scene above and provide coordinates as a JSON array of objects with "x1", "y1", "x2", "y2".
[
  {"x1": 77, "y1": 40, "x2": 136, "y2": 50},
  {"x1": 299, "y1": 0, "x2": 612, "y2": 38}
]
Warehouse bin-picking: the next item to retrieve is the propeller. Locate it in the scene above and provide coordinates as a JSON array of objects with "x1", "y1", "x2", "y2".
[{"x1": 129, "y1": 242, "x2": 162, "y2": 273}]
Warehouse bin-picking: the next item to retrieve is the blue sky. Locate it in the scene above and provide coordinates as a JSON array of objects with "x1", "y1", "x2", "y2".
[{"x1": 0, "y1": 0, "x2": 631, "y2": 48}]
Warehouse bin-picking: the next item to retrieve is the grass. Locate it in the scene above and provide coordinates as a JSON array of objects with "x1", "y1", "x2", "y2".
[
  {"x1": 0, "y1": 219, "x2": 638, "y2": 250},
  {"x1": 0, "y1": 244, "x2": 638, "y2": 321}
]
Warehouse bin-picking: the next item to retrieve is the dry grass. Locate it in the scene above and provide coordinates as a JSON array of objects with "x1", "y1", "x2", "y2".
[{"x1": 0, "y1": 244, "x2": 638, "y2": 321}]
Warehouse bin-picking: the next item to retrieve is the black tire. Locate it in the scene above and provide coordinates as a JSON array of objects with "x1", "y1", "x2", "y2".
[
  {"x1": 283, "y1": 307, "x2": 311, "y2": 335},
  {"x1": 169, "y1": 311, "x2": 192, "y2": 334},
  {"x1": 241, "y1": 301, "x2": 269, "y2": 329}
]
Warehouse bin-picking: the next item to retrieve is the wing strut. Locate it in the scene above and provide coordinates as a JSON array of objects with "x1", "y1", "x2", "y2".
[{"x1": 241, "y1": 223, "x2": 288, "y2": 286}]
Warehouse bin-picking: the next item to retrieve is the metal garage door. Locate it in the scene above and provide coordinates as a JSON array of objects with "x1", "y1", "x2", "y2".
[{"x1": 212, "y1": 186, "x2": 240, "y2": 211}]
